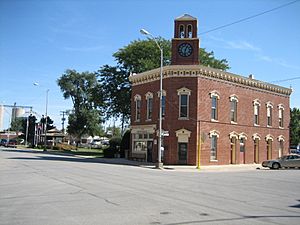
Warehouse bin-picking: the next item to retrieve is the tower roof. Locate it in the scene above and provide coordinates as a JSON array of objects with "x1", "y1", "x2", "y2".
[{"x1": 175, "y1": 14, "x2": 197, "y2": 21}]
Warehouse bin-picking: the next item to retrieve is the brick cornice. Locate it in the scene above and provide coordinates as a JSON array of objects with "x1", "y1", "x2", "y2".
[{"x1": 129, "y1": 65, "x2": 292, "y2": 96}]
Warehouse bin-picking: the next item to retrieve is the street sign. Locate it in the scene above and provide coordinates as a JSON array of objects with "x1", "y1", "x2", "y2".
[{"x1": 162, "y1": 131, "x2": 169, "y2": 136}]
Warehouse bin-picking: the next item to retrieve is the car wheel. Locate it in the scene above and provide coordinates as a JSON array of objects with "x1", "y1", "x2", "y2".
[{"x1": 272, "y1": 162, "x2": 280, "y2": 169}]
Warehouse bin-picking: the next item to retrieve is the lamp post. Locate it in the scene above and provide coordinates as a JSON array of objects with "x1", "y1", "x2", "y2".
[
  {"x1": 34, "y1": 82, "x2": 49, "y2": 151},
  {"x1": 44, "y1": 89, "x2": 49, "y2": 151},
  {"x1": 140, "y1": 28, "x2": 163, "y2": 169}
]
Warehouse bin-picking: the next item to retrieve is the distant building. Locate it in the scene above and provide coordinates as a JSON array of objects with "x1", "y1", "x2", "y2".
[{"x1": 129, "y1": 14, "x2": 292, "y2": 165}]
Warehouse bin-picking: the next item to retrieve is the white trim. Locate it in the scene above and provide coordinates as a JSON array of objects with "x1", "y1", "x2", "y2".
[
  {"x1": 277, "y1": 135, "x2": 285, "y2": 142},
  {"x1": 253, "y1": 99, "x2": 261, "y2": 106},
  {"x1": 176, "y1": 128, "x2": 191, "y2": 143},
  {"x1": 229, "y1": 131, "x2": 239, "y2": 139},
  {"x1": 252, "y1": 133, "x2": 261, "y2": 140},
  {"x1": 265, "y1": 134, "x2": 274, "y2": 141},
  {"x1": 209, "y1": 90, "x2": 220, "y2": 99},
  {"x1": 177, "y1": 87, "x2": 191, "y2": 95},
  {"x1": 239, "y1": 132, "x2": 248, "y2": 140},
  {"x1": 209, "y1": 130, "x2": 220, "y2": 138},
  {"x1": 229, "y1": 94, "x2": 239, "y2": 102},
  {"x1": 145, "y1": 92, "x2": 153, "y2": 99}
]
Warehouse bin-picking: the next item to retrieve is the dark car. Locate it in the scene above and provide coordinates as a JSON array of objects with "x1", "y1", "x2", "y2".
[
  {"x1": 262, "y1": 154, "x2": 300, "y2": 169},
  {"x1": 4, "y1": 139, "x2": 17, "y2": 148},
  {"x1": 291, "y1": 149, "x2": 300, "y2": 155},
  {"x1": 0, "y1": 139, "x2": 8, "y2": 146}
]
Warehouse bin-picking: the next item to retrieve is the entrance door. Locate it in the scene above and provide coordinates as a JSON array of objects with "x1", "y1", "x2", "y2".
[
  {"x1": 279, "y1": 140, "x2": 283, "y2": 157},
  {"x1": 147, "y1": 141, "x2": 153, "y2": 162},
  {"x1": 231, "y1": 137, "x2": 237, "y2": 164},
  {"x1": 267, "y1": 140, "x2": 272, "y2": 160},
  {"x1": 178, "y1": 143, "x2": 187, "y2": 164},
  {"x1": 254, "y1": 139, "x2": 259, "y2": 163},
  {"x1": 239, "y1": 138, "x2": 245, "y2": 164}
]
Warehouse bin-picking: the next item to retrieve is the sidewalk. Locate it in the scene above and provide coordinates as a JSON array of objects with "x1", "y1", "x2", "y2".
[
  {"x1": 78, "y1": 156, "x2": 262, "y2": 172},
  {"x1": 2, "y1": 147, "x2": 262, "y2": 172}
]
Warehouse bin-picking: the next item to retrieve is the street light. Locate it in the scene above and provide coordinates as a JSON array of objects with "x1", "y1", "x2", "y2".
[
  {"x1": 140, "y1": 28, "x2": 163, "y2": 169},
  {"x1": 33, "y1": 82, "x2": 49, "y2": 151}
]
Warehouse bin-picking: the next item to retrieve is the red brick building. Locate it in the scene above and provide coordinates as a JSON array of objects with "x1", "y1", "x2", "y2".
[{"x1": 129, "y1": 14, "x2": 292, "y2": 166}]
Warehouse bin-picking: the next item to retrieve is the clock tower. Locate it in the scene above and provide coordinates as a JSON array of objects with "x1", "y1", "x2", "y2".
[{"x1": 171, "y1": 14, "x2": 199, "y2": 65}]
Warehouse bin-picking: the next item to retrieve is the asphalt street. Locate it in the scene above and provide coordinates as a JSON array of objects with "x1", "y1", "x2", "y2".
[{"x1": 0, "y1": 148, "x2": 299, "y2": 225}]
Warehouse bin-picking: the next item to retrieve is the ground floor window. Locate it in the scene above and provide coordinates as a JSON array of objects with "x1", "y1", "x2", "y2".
[
  {"x1": 254, "y1": 138, "x2": 259, "y2": 163},
  {"x1": 133, "y1": 141, "x2": 147, "y2": 152},
  {"x1": 279, "y1": 140, "x2": 284, "y2": 157},
  {"x1": 210, "y1": 135, "x2": 217, "y2": 161},
  {"x1": 267, "y1": 139, "x2": 272, "y2": 160},
  {"x1": 132, "y1": 132, "x2": 154, "y2": 162}
]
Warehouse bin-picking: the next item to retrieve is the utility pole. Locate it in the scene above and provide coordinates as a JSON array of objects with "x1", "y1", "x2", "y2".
[{"x1": 60, "y1": 111, "x2": 66, "y2": 133}]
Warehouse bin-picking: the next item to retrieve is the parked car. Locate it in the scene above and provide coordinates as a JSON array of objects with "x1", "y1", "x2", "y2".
[
  {"x1": 262, "y1": 154, "x2": 300, "y2": 169},
  {"x1": 5, "y1": 139, "x2": 17, "y2": 148},
  {"x1": 291, "y1": 149, "x2": 300, "y2": 155},
  {"x1": 0, "y1": 139, "x2": 8, "y2": 146}
]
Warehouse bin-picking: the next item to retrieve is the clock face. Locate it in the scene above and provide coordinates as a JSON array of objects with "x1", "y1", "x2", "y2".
[{"x1": 178, "y1": 43, "x2": 193, "y2": 57}]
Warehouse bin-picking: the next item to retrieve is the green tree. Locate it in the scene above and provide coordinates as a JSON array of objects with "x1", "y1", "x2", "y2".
[
  {"x1": 290, "y1": 107, "x2": 300, "y2": 146},
  {"x1": 97, "y1": 38, "x2": 230, "y2": 127},
  {"x1": 40, "y1": 115, "x2": 56, "y2": 131},
  {"x1": 57, "y1": 70, "x2": 104, "y2": 144},
  {"x1": 10, "y1": 117, "x2": 24, "y2": 133},
  {"x1": 97, "y1": 65, "x2": 131, "y2": 131}
]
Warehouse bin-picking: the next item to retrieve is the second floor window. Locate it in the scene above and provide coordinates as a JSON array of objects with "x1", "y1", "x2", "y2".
[
  {"x1": 279, "y1": 107, "x2": 284, "y2": 128},
  {"x1": 254, "y1": 100, "x2": 260, "y2": 125},
  {"x1": 230, "y1": 98, "x2": 238, "y2": 123},
  {"x1": 147, "y1": 97, "x2": 153, "y2": 120},
  {"x1": 211, "y1": 96, "x2": 218, "y2": 120},
  {"x1": 267, "y1": 104, "x2": 273, "y2": 127},
  {"x1": 177, "y1": 87, "x2": 191, "y2": 119},
  {"x1": 180, "y1": 94, "x2": 188, "y2": 118},
  {"x1": 134, "y1": 95, "x2": 141, "y2": 121},
  {"x1": 146, "y1": 92, "x2": 153, "y2": 121}
]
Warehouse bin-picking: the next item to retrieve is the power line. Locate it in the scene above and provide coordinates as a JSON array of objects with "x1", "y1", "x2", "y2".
[
  {"x1": 199, "y1": 0, "x2": 300, "y2": 35},
  {"x1": 270, "y1": 76, "x2": 300, "y2": 83}
]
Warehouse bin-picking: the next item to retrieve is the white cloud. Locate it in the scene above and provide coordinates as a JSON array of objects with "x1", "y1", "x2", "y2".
[
  {"x1": 226, "y1": 41, "x2": 261, "y2": 51},
  {"x1": 257, "y1": 55, "x2": 300, "y2": 70},
  {"x1": 208, "y1": 35, "x2": 300, "y2": 70},
  {"x1": 207, "y1": 35, "x2": 261, "y2": 52}
]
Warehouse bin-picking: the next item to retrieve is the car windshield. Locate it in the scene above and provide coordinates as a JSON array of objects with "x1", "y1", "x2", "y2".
[{"x1": 277, "y1": 156, "x2": 287, "y2": 160}]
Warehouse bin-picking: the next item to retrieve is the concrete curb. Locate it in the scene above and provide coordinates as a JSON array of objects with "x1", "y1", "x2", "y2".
[{"x1": 1, "y1": 147, "x2": 263, "y2": 172}]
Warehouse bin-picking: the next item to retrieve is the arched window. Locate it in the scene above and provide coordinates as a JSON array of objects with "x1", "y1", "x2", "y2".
[
  {"x1": 229, "y1": 95, "x2": 238, "y2": 123},
  {"x1": 209, "y1": 130, "x2": 220, "y2": 161},
  {"x1": 210, "y1": 91, "x2": 220, "y2": 121},
  {"x1": 278, "y1": 135, "x2": 285, "y2": 157},
  {"x1": 145, "y1": 92, "x2": 153, "y2": 121},
  {"x1": 179, "y1": 25, "x2": 185, "y2": 38},
  {"x1": 134, "y1": 95, "x2": 141, "y2": 121},
  {"x1": 278, "y1": 104, "x2": 284, "y2": 128},
  {"x1": 253, "y1": 99, "x2": 261, "y2": 125},
  {"x1": 266, "y1": 101, "x2": 273, "y2": 127},
  {"x1": 266, "y1": 135, "x2": 274, "y2": 160},
  {"x1": 187, "y1": 24, "x2": 192, "y2": 38}
]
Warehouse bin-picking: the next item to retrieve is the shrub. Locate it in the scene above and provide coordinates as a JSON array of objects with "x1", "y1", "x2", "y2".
[
  {"x1": 103, "y1": 147, "x2": 117, "y2": 158},
  {"x1": 109, "y1": 137, "x2": 122, "y2": 150},
  {"x1": 120, "y1": 130, "x2": 130, "y2": 158},
  {"x1": 102, "y1": 137, "x2": 122, "y2": 158}
]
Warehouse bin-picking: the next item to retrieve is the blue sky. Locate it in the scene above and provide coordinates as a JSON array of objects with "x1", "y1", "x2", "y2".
[{"x1": 1, "y1": 0, "x2": 300, "y2": 130}]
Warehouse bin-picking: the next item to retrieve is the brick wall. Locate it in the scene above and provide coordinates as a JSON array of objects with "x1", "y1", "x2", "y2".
[{"x1": 131, "y1": 74, "x2": 290, "y2": 165}]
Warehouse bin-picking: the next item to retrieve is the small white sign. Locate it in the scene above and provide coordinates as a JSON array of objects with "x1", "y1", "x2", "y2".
[{"x1": 162, "y1": 131, "x2": 169, "y2": 137}]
